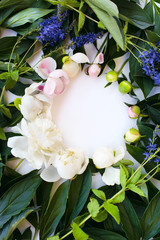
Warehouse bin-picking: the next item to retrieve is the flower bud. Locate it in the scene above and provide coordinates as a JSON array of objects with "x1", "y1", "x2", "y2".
[
  {"x1": 62, "y1": 59, "x2": 81, "y2": 79},
  {"x1": 119, "y1": 80, "x2": 132, "y2": 94},
  {"x1": 106, "y1": 71, "x2": 118, "y2": 82},
  {"x1": 124, "y1": 128, "x2": 141, "y2": 143},
  {"x1": 128, "y1": 106, "x2": 140, "y2": 119},
  {"x1": 88, "y1": 64, "x2": 101, "y2": 77}
]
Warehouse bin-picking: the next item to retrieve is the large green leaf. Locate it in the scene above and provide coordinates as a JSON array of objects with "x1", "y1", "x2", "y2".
[
  {"x1": 85, "y1": 0, "x2": 125, "y2": 50},
  {"x1": 0, "y1": 0, "x2": 36, "y2": 9},
  {"x1": 147, "y1": 105, "x2": 160, "y2": 125},
  {"x1": 0, "y1": 175, "x2": 41, "y2": 228},
  {"x1": 0, "y1": 6, "x2": 16, "y2": 25},
  {"x1": 40, "y1": 181, "x2": 69, "y2": 239},
  {"x1": 85, "y1": 228, "x2": 127, "y2": 240},
  {"x1": 5, "y1": 8, "x2": 53, "y2": 27},
  {"x1": 112, "y1": 0, "x2": 153, "y2": 29},
  {"x1": 65, "y1": 168, "x2": 91, "y2": 225},
  {"x1": 141, "y1": 191, "x2": 160, "y2": 239},
  {"x1": 0, "y1": 208, "x2": 34, "y2": 240},
  {"x1": 85, "y1": 0, "x2": 119, "y2": 17},
  {"x1": 118, "y1": 197, "x2": 142, "y2": 240}
]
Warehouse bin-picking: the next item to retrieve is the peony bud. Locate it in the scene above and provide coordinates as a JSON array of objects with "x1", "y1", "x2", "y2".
[
  {"x1": 88, "y1": 64, "x2": 101, "y2": 77},
  {"x1": 106, "y1": 71, "x2": 118, "y2": 82},
  {"x1": 62, "y1": 59, "x2": 81, "y2": 79},
  {"x1": 119, "y1": 80, "x2": 132, "y2": 94},
  {"x1": 128, "y1": 106, "x2": 140, "y2": 119},
  {"x1": 124, "y1": 128, "x2": 141, "y2": 143}
]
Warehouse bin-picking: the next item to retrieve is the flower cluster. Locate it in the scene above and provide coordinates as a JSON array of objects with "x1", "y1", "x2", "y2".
[
  {"x1": 139, "y1": 42, "x2": 160, "y2": 86},
  {"x1": 71, "y1": 32, "x2": 103, "y2": 50},
  {"x1": 37, "y1": 12, "x2": 68, "y2": 47},
  {"x1": 143, "y1": 125, "x2": 160, "y2": 163}
]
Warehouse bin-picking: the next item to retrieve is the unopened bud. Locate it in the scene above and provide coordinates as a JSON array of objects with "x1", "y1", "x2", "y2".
[
  {"x1": 128, "y1": 106, "x2": 140, "y2": 119},
  {"x1": 119, "y1": 80, "x2": 132, "y2": 94},
  {"x1": 88, "y1": 64, "x2": 101, "y2": 77},
  {"x1": 106, "y1": 71, "x2": 118, "y2": 82},
  {"x1": 124, "y1": 128, "x2": 141, "y2": 143}
]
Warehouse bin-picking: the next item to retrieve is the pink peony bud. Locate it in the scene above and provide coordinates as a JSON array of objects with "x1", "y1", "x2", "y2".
[
  {"x1": 128, "y1": 106, "x2": 140, "y2": 119},
  {"x1": 88, "y1": 64, "x2": 101, "y2": 77},
  {"x1": 43, "y1": 69, "x2": 70, "y2": 97},
  {"x1": 94, "y1": 53, "x2": 104, "y2": 64},
  {"x1": 124, "y1": 128, "x2": 141, "y2": 143}
]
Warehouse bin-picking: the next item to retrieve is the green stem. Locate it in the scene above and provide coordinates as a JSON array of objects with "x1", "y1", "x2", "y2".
[
  {"x1": 0, "y1": 86, "x2": 5, "y2": 104},
  {"x1": 117, "y1": 58, "x2": 129, "y2": 76},
  {"x1": 14, "y1": 158, "x2": 24, "y2": 170},
  {"x1": 18, "y1": 39, "x2": 38, "y2": 68},
  {"x1": 137, "y1": 163, "x2": 160, "y2": 185}
]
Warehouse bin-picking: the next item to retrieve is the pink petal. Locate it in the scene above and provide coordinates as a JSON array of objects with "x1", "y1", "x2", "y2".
[
  {"x1": 44, "y1": 70, "x2": 70, "y2": 97},
  {"x1": 88, "y1": 64, "x2": 101, "y2": 77},
  {"x1": 37, "y1": 57, "x2": 57, "y2": 79},
  {"x1": 94, "y1": 53, "x2": 104, "y2": 64},
  {"x1": 49, "y1": 69, "x2": 70, "y2": 86}
]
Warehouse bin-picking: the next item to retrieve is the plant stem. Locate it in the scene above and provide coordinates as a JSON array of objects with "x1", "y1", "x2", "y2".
[
  {"x1": 0, "y1": 86, "x2": 5, "y2": 105},
  {"x1": 117, "y1": 58, "x2": 129, "y2": 76},
  {"x1": 14, "y1": 158, "x2": 24, "y2": 170},
  {"x1": 17, "y1": 39, "x2": 38, "y2": 68}
]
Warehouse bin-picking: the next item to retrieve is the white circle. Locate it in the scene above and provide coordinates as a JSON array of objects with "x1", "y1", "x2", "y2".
[{"x1": 52, "y1": 71, "x2": 137, "y2": 157}]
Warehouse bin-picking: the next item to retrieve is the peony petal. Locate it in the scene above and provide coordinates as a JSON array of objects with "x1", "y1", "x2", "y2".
[
  {"x1": 78, "y1": 157, "x2": 89, "y2": 174},
  {"x1": 40, "y1": 165, "x2": 61, "y2": 182},
  {"x1": 54, "y1": 78, "x2": 65, "y2": 95},
  {"x1": 43, "y1": 78, "x2": 56, "y2": 97},
  {"x1": 114, "y1": 146, "x2": 125, "y2": 164},
  {"x1": 70, "y1": 53, "x2": 90, "y2": 63},
  {"x1": 88, "y1": 64, "x2": 101, "y2": 77},
  {"x1": 37, "y1": 57, "x2": 57, "y2": 79},
  {"x1": 94, "y1": 53, "x2": 104, "y2": 64},
  {"x1": 8, "y1": 136, "x2": 28, "y2": 159},
  {"x1": 0, "y1": 28, "x2": 17, "y2": 38},
  {"x1": 93, "y1": 147, "x2": 114, "y2": 169},
  {"x1": 102, "y1": 167, "x2": 120, "y2": 186},
  {"x1": 49, "y1": 69, "x2": 70, "y2": 85}
]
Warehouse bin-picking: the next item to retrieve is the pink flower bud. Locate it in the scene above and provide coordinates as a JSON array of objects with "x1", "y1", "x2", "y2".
[
  {"x1": 88, "y1": 64, "x2": 101, "y2": 77},
  {"x1": 128, "y1": 106, "x2": 140, "y2": 119},
  {"x1": 94, "y1": 53, "x2": 104, "y2": 64}
]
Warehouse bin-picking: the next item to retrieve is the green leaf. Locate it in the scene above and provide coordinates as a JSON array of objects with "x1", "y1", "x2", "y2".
[
  {"x1": 0, "y1": 72, "x2": 10, "y2": 79},
  {"x1": 5, "y1": 8, "x2": 53, "y2": 27},
  {"x1": 127, "y1": 184, "x2": 146, "y2": 197},
  {"x1": 104, "y1": 201, "x2": 120, "y2": 224},
  {"x1": 0, "y1": 208, "x2": 34, "y2": 240},
  {"x1": 92, "y1": 209, "x2": 108, "y2": 222},
  {"x1": 147, "y1": 105, "x2": 160, "y2": 125},
  {"x1": 98, "y1": 21, "x2": 106, "y2": 30},
  {"x1": 85, "y1": 0, "x2": 125, "y2": 50},
  {"x1": 5, "y1": 70, "x2": 19, "y2": 90},
  {"x1": 0, "y1": 105, "x2": 12, "y2": 118},
  {"x1": 141, "y1": 191, "x2": 160, "y2": 239},
  {"x1": 120, "y1": 165, "x2": 127, "y2": 188},
  {"x1": 85, "y1": 228, "x2": 127, "y2": 240},
  {"x1": 129, "y1": 168, "x2": 141, "y2": 184},
  {"x1": 111, "y1": 190, "x2": 125, "y2": 204},
  {"x1": 146, "y1": 30, "x2": 160, "y2": 43},
  {"x1": 92, "y1": 189, "x2": 106, "y2": 201},
  {"x1": 78, "y1": 11, "x2": 85, "y2": 32},
  {"x1": 14, "y1": 98, "x2": 21, "y2": 110},
  {"x1": 118, "y1": 197, "x2": 142, "y2": 240},
  {"x1": 0, "y1": 0, "x2": 37, "y2": 9},
  {"x1": 72, "y1": 222, "x2": 89, "y2": 240},
  {"x1": 112, "y1": 0, "x2": 153, "y2": 29},
  {"x1": 40, "y1": 181, "x2": 69, "y2": 239},
  {"x1": 0, "y1": 175, "x2": 41, "y2": 228},
  {"x1": 87, "y1": 198, "x2": 100, "y2": 218},
  {"x1": 73, "y1": 213, "x2": 90, "y2": 226},
  {"x1": 113, "y1": 159, "x2": 134, "y2": 167},
  {"x1": 0, "y1": 128, "x2": 6, "y2": 140},
  {"x1": 65, "y1": 168, "x2": 91, "y2": 225},
  {"x1": 85, "y1": 0, "x2": 119, "y2": 17}
]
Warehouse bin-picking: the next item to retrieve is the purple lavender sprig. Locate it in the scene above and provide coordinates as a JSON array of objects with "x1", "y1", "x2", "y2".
[
  {"x1": 139, "y1": 42, "x2": 160, "y2": 86},
  {"x1": 143, "y1": 125, "x2": 160, "y2": 163}
]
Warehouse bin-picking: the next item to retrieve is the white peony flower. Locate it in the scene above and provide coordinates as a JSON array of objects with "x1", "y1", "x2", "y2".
[
  {"x1": 19, "y1": 82, "x2": 52, "y2": 121},
  {"x1": 93, "y1": 146, "x2": 125, "y2": 186},
  {"x1": 54, "y1": 149, "x2": 89, "y2": 179},
  {"x1": 8, "y1": 116, "x2": 64, "y2": 170}
]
